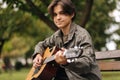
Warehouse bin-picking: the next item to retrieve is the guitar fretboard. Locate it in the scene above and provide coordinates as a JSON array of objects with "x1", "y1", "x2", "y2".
[{"x1": 43, "y1": 55, "x2": 55, "y2": 64}]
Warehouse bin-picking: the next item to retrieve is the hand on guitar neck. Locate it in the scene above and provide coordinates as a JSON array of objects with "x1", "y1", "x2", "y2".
[{"x1": 54, "y1": 48, "x2": 68, "y2": 65}]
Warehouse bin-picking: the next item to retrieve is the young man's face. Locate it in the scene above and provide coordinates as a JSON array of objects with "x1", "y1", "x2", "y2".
[{"x1": 53, "y1": 4, "x2": 74, "y2": 29}]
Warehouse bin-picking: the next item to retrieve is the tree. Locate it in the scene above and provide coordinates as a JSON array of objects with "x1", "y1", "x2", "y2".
[
  {"x1": 86, "y1": 0, "x2": 118, "y2": 50},
  {"x1": 1, "y1": 0, "x2": 119, "y2": 51},
  {"x1": 0, "y1": 2, "x2": 37, "y2": 68},
  {"x1": 0, "y1": 3, "x2": 26, "y2": 56},
  {"x1": 0, "y1": 1, "x2": 54, "y2": 68},
  {"x1": 0, "y1": 2, "x2": 53, "y2": 57}
]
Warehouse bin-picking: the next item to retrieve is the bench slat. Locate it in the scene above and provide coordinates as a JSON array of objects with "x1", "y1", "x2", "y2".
[
  {"x1": 95, "y1": 50, "x2": 120, "y2": 60},
  {"x1": 97, "y1": 61, "x2": 120, "y2": 71}
]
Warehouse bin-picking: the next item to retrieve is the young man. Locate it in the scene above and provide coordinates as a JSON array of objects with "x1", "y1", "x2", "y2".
[{"x1": 32, "y1": 0, "x2": 101, "y2": 80}]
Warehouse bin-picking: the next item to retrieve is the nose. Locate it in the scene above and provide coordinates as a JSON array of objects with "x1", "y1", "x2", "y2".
[{"x1": 56, "y1": 14, "x2": 61, "y2": 20}]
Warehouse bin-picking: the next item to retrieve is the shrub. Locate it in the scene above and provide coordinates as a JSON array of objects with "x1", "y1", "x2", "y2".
[{"x1": 15, "y1": 61, "x2": 23, "y2": 70}]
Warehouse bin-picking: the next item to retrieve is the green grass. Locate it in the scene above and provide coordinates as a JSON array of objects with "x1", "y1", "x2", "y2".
[
  {"x1": 0, "y1": 68, "x2": 120, "y2": 80},
  {"x1": 102, "y1": 72, "x2": 120, "y2": 80},
  {"x1": 0, "y1": 68, "x2": 29, "y2": 80}
]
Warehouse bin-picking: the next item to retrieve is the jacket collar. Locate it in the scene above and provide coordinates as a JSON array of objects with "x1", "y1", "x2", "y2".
[{"x1": 56, "y1": 22, "x2": 77, "y2": 42}]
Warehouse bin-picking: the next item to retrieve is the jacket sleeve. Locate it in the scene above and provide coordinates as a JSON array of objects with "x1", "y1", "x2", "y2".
[
  {"x1": 32, "y1": 35, "x2": 55, "y2": 59},
  {"x1": 64, "y1": 29, "x2": 96, "y2": 74}
]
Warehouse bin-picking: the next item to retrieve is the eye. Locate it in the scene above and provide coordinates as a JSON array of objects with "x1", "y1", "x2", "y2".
[
  {"x1": 53, "y1": 13, "x2": 57, "y2": 17},
  {"x1": 60, "y1": 11, "x2": 65, "y2": 15}
]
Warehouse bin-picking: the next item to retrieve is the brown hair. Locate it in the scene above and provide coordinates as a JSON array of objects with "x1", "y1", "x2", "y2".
[{"x1": 48, "y1": 0, "x2": 76, "y2": 20}]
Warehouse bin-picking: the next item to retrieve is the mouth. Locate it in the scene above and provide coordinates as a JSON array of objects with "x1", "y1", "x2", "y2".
[
  {"x1": 56, "y1": 21, "x2": 63, "y2": 25},
  {"x1": 56, "y1": 22, "x2": 61, "y2": 25}
]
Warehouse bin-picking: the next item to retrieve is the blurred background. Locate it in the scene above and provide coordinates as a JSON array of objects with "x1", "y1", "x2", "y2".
[{"x1": 0, "y1": 0, "x2": 120, "y2": 80}]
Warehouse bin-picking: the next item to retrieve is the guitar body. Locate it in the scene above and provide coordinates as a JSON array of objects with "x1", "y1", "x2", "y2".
[
  {"x1": 38, "y1": 62, "x2": 59, "y2": 80},
  {"x1": 26, "y1": 47, "x2": 59, "y2": 80}
]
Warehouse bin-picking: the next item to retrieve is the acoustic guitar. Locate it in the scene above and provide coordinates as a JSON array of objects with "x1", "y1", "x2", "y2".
[{"x1": 26, "y1": 46, "x2": 82, "y2": 80}]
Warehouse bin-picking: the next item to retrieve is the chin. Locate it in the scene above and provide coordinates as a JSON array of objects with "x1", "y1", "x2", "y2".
[
  {"x1": 58, "y1": 26, "x2": 64, "y2": 29},
  {"x1": 57, "y1": 25, "x2": 63, "y2": 28}
]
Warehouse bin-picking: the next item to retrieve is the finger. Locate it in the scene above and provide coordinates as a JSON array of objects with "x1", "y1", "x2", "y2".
[
  {"x1": 58, "y1": 51, "x2": 62, "y2": 56},
  {"x1": 61, "y1": 48, "x2": 66, "y2": 51},
  {"x1": 36, "y1": 63, "x2": 41, "y2": 67},
  {"x1": 33, "y1": 63, "x2": 41, "y2": 68},
  {"x1": 34, "y1": 57, "x2": 42, "y2": 63},
  {"x1": 39, "y1": 58, "x2": 43, "y2": 63},
  {"x1": 56, "y1": 51, "x2": 60, "y2": 56},
  {"x1": 33, "y1": 63, "x2": 37, "y2": 68},
  {"x1": 33, "y1": 58, "x2": 39, "y2": 63},
  {"x1": 33, "y1": 59, "x2": 42, "y2": 67}
]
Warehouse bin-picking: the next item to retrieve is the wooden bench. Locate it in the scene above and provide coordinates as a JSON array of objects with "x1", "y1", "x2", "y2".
[{"x1": 95, "y1": 50, "x2": 120, "y2": 71}]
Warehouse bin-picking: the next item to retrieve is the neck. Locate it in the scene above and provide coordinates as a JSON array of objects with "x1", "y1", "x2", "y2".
[{"x1": 61, "y1": 22, "x2": 72, "y2": 36}]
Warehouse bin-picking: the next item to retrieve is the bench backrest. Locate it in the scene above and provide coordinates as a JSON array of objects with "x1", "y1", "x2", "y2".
[{"x1": 95, "y1": 50, "x2": 120, "y2": 71}]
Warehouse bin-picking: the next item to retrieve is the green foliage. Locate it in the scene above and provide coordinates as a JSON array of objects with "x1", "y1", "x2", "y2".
[
  {"x1": 2, "y1": 36, "x2": 30, "y2": 57},
  {"x1": 1, "y1": 0, "x2": 120, "y2": 58},
  {"x1": 0, "y1": 1, "x2": 53, "y2": 58},
  {"x1": 1, "y1": 12, "x2": 53, "y2": 58},
  {"x1": 86, "y1": 0, "x2": 118, "y2": 50}
]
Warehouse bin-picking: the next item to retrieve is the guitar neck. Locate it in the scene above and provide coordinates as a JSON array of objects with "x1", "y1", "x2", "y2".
[
  {"x1": 43, "y1": 55, "x2": 55, "y2": 64},
  {"x1": 43, "y1": 46, "x2": 82, "y2": 64}
]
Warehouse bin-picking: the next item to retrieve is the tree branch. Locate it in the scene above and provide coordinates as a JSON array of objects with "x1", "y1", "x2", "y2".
[
  {"x1": 80, "y1": 0, "x2": 94, "y2": 28},
  {"x1": 40, "y1": 0, "x2": 50, "y2": 6},
  {"x1": 25, "y1": 0, "x2": 57, "y2": 31}
]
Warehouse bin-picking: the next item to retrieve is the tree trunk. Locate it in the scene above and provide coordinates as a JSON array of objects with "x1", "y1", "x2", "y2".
[
  {"x1": 3, "y1": 56, "x2": 12, "y2": 71},
  {"x1": 0, "y1": 39, "x2": 5, "y2": 57},
  {"x1": 80, "y1": 0, "x2": 94, "y2": 28}
]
